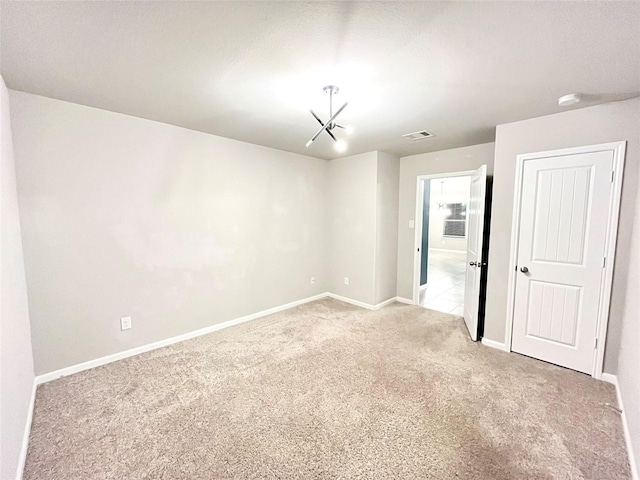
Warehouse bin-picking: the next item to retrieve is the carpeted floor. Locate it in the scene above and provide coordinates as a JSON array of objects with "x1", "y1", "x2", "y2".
[{"x1": 24, "y1": 299, "x2": 631, "y2": 479}]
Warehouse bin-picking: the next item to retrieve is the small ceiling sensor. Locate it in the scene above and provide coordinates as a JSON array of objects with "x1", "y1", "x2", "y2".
[{"x1": 558, "y1": 93, "x2": 581, "y2": 107}]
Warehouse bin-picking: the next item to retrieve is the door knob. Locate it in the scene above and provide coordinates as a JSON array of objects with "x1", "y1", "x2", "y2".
[
  {"x1": 469, "y1": 261, "x2": 477, "y2": 267},
  {"x1": 520, "y1": 266, "x2": 529, "y2": 273}
]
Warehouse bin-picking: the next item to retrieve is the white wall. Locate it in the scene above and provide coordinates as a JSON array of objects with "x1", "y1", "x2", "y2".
[
  {"x1": 616, "y1": 164, "x2": 640, "y2": 475},
  {"x1": 396, "y1": 143, "x2": 495, "y2": 300},
  {"x1": 328, "y1": 152, "x2": 378, "y2": 304},
  {"x1": 484, "y1": 98, "x2": 640, "y2": 375},
  {"x1": 427, "y1": 176, "x2": 470, "y2": 252},
  {"x1": 374, "y1": 152, "x2": 400, "y2": 304},
  {"x1": 10, "y1": 91, "x2": 329, "y2": 375},
  {"x1": 0, "y1": 78, "x2": 35, "y2": 480}
]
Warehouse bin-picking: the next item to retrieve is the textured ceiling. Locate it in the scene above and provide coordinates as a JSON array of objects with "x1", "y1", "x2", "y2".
[{"x1": 1, "y1": 1, "x2": 639, "y2": 160}]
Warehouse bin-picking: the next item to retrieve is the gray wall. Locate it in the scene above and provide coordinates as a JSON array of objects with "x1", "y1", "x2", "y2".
[
  {"x1": 374, "y1": 152, "x2": 400, "y2": 304},
  {"x1": 10, "y1": 91, "x2": 329, "y2": 375},
  {"x1": 396, "y1": 143, "x2": 496, "y2": 300},
  {"x1": 328, "y1": 152, "x2": 378, "y2": 304},
  {"x1": 484, "y1": 98, "x2": 640, "y2": 375},
  {"x1": 327, "y1": 151, "x2": 400, "y2": 306},
  {"x1": 616, "y1": 164, "x2": 640, "y2": 471},
  {"x1": 1, "y1": 77, "x2": 35, "y2": 480}
]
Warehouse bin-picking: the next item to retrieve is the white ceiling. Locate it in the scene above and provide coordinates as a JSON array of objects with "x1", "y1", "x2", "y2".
[{"x1": 1, "y1": 1, "x2": 639, "y2": 160}]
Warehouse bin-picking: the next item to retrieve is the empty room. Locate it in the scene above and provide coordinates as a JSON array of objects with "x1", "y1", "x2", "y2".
[{"x1": 1, "y1": 1, "x2": 639, "y2": 479}]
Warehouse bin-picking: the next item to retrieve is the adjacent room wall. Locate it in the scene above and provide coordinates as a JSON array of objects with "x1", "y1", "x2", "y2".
[
  {"x1": 396, "y1": 143, "x2": 495, "y2": 300},
  {"x1": 0, "y1": 77, "x2": 35, "y2": 480},
  {"x1": 483, "y1": 98, "x2": 640, "y2": 374},
  {"x1": 420, "y1": 180, "x2": 430, "y2": 286},
  {"x1": 427, "y1": 176, "x2": 471, "y2": 252},
  {"x1": 10, "y1": 91, "x2": 329, "y2": 375},
  {"x1": 615, "y1": 157, "x2": 640, "y2": 475},
  {"x1": 374, "y1": 152, "x2": 400, "y2": 304},
  {"x1": 328, "y1": 152, "x2": 378, "y2": 305}
]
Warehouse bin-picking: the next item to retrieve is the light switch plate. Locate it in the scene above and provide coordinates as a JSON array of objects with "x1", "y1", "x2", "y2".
[{"x1": 120, "y1": 316, "x2": 132, "y2": 331}]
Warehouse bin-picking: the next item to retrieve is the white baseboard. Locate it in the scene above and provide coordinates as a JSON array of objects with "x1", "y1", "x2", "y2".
[
  {"x1": 602, "y1": 373, "x2": 638, "y2": 480},
  {"x1": 36, "y1": 292, "x2": 329, "y2": 385},
  {"x1": 374, "y1": 296, "x2": 398, "y2": 310},
  {"x1": 16, "y1": 381, "x2": 37, "y2": 480},
  {"x1": 396, "y1": 297, "x2": 414, "y2": 305},
  {"x1": 481, "y1": 337, "x2": 510, "y2": 352},
  {"x1": 35, "y1": 292, "x2": 404, "y2": 386},
  {"x1": 326, "y1": 293, "x2": 396, "y2": 311}
]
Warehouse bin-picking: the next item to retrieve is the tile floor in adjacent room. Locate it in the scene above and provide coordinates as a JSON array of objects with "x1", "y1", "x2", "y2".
[{"x1": 419, "y1": 249, "x2": 466, "y2": 316}]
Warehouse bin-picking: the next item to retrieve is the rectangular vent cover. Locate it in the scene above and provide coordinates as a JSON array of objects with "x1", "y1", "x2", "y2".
[{"x1": 402, "y1": 130, "x2": 435, "y2": 141}]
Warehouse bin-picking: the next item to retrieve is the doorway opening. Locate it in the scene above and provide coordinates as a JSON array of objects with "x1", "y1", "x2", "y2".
[
  {"x1": 418, "y1": 176, "x2": 471, "y2": 316},
  {"x1": 412, "y1": 165, "x2": 488, "y2": 341}
]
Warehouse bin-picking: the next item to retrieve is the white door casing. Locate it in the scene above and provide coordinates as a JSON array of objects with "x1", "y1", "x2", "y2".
[
  {"x1": 510, "y1": 144, "x2": 624, "y2": 375},
  {"x1": 462, "y1": 165, "x2": 487, "y2": 341}
]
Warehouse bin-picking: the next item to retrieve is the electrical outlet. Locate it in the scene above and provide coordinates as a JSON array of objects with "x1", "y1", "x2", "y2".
[
  {"x1": 344, "y1": 277, "x2": 349, "y2": 286},
  {"x1": 120, "y1": 316, "x2": 132, "y2": 331},
  {"x1": 409, "y1": 220, "x2": 415, "y2": 229},
  {"x1": 310, "y1": 277, "x2": 315, "y2": 284}
]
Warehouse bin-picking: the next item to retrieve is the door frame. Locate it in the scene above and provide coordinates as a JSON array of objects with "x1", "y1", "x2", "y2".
[
  {"x1": 505, "y1": 141, "x2": 626, "y2": 379},
  {"x1": 412, "y1": 170, "x2": 476, "y2": 305}
]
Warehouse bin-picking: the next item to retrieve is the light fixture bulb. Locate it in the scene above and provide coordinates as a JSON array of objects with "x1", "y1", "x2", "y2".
[{"x1": 334, "y1": 140, "x2": 347, "y2": 153}]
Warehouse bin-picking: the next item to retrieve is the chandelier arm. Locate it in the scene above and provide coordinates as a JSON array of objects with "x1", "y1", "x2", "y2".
[
  {"x1": 310, "y1": 110, "x2": 337, "y2": 142},
  {"x1": 305, "y1": 102, "x2": 348, "y2": 147}
]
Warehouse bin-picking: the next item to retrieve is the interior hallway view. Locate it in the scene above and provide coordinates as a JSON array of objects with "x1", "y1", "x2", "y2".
[{"x1": 419, "y1": 250, "x2": 466, "y2": 316}]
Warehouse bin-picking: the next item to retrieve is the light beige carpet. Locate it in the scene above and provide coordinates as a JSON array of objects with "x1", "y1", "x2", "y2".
[{"x1": 24, "y1": 299, "x2": 631, "y2": 479}]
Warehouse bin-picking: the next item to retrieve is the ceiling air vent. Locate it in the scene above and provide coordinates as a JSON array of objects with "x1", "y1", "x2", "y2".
[{"x1": 402, "y1": 130, "x2": 435, "y2": 141}]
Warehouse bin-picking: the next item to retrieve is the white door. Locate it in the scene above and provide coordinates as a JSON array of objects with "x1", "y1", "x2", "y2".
[
  {"x1": 511, "y1": 150, "x2": 613, "y2": 374},
  {"x1": 463, "y1": 165, "x2": 487, "y2": 341}
]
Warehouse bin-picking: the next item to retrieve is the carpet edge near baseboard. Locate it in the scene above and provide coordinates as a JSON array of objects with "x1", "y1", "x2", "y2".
[{"x1": 602, "y1": 373, "x2": 639, "y2": 480}]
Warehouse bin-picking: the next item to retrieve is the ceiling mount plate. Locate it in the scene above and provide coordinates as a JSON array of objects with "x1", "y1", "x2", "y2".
[
  {"x1": 323, "y1": 85, "x2": 339, "y2": 95},
  {"x1": 558, "y1": 93, "x2": 581, "y2": 107}
]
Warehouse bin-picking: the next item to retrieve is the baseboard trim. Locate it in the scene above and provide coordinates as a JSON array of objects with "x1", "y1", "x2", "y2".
[
  {"x1": 35, "y1": 292, "x2": 405, "y2": 387},
  {"x1": 374, "y1": 297, "x2": 398, "y2": 310},
  {"x1": 396, "y1": 297, "x2": 414, "y2": 305},
  {"x1": 36, "y1": 292, "x2": 329, "y2": 385},
  {"x1": 601, "y1": 373, "x2": 638, "y2": 480},
  {"x1": 481, "y1": 337, "x2": 510, "y2": 352},
  {"x1": 16, "y1": 381, "x2": 37, "y2": 480},
  {"x1": 326, "y1": 293, "x2": 396, "y2": 311}
]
